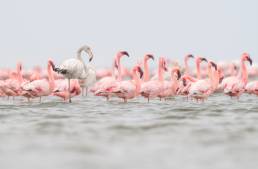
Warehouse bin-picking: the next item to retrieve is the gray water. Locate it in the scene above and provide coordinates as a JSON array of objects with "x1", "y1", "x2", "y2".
[{"x1": 0, "y1": 94, "x2": 258, "y2": 169}]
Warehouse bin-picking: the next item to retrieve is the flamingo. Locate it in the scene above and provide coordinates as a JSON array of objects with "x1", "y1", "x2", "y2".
[
  {"x1": 140, "y1": 57, "x2": 168, "y2": 102},
  {"x1": 91, "y1": 51, "x2": 129, "y2": 100},
  {"x1": 177, "y1": 56, "x2": 207, "y2": 96},
  {"x1": 53, "y1": 45, "x2": 94, "y2": 103},
  {"x1": 52, "y1": 79, "x2": 81, "y2": 101},
  {"x1": 158, "y1": 66, "x2": 181, "y2": 99},
  {"x1": 188, "y1": 61, "x2": 218, "y2": 101},
  {"x1": 221, "y1": 53, "x2": 252, "y2": 98},
  {"x1": 0, "y1": 62, "x2": 25, "y2": 99},
  {"x1": 109, "y1": 65, "x2": 143, "y2": 102},
  {"x1": 245, "y1": 81, "x2": 258, "y2": 95},
  {"x1": 21, "y1": 60, "x2": 55, "y2": 102}
]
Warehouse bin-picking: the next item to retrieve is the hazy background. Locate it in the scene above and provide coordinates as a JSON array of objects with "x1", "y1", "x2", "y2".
[{"x1": 0, "y1": 0, "x2": 257, "y2": 69}]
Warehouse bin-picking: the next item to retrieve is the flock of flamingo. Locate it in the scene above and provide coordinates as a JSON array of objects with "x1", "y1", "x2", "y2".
[{"x1": 0, "y1": 45, "x2": 257, "y2": 103}]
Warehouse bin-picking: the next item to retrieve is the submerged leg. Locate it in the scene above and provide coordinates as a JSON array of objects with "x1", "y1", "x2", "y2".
[{"x1": 68, "y1": 78, "x2": 72, "y2": 103}]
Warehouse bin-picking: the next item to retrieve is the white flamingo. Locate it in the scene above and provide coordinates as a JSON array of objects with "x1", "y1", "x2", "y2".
[{"x1": 53, "y1": 45, "x2": 95, "y2": 103}]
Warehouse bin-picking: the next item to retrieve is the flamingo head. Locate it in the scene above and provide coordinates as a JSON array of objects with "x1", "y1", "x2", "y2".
[
  {"x1": 144, "y1": 54, "x2": 154, "y2": 61},
  {"x1": 196, "y1": 56, "x2": 207, "y2": 64},
  {"x1": 133, "y1": 65, "x2": 143, "y2": 78},
  {"x1": 86, "y1": 47, "x2": 94, "y2": 62},
  {"x1": 185, "y1": 54, "x2": 194, "y2": 61},
  {"x1": 159, "y1": 57, "x2": 168, "y2": 72},
  {"x1": 48, "y1": 59, "x2": 55, "y2": 70},
  {"x1": 242, "y1": 53, "x2": 252, "y2": 65},
  {"x1": 114, "y1": 51, "x2": 129, "y2": 69},
  {"x1": 208, "y1": 61, "x2": 217, "y2": 70},
  {"x1": 118, "y1": 51, "x2": 129, "y2": 58},
  {"x1": 172, "y1": 67, "x2": 181, "y2": 80}
]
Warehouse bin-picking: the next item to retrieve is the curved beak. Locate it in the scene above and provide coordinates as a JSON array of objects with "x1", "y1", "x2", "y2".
[
  {"x1": 147, "y1": 54, "x2": 154, "y2": 60},
  {"x1": 88, "y1": 50, "x2": 94, "y2": 62},
  {"x1": 188, "y1": 54, "x2": 194, "y2": 59},
  {"x1": 164, "y1": 65, "x2": 168, "y2": 72},
  {"x1": 176, "y1": 70, "x2": 181, "y2": 80},
  {"x1": 137, "y1": 67, "x2": 144, "y2": 78},
  {"x1": 120, "y1": 51, "x2": 129, "y2": 57},
  {"x1": 48, "y1": 60, "x2": 56, "y2": 70},
  {"x1": 201, "y1": 57, "x2": 207, "y2": 62},
  {"x1": 219, "y1": 76, "x2": 224, "y2": 83},
  {"x1": 247, "y1": 57, "x2": 253, "y2": 66},
  {"x1": 210, "y1": 61, "x2": 217, "y2": 70}
]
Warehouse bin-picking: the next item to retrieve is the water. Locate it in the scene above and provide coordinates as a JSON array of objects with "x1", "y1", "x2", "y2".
[{"x1": 0, "y1": 94, "x2": 258, "y2": 169}]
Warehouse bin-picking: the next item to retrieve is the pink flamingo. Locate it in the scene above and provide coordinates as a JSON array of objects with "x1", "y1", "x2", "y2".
[
  {"x1": 245, "y1": 81, "x2": 258, "y2": 95},
  {"x1": 53, "y1": 79, "x2": 81, "y2": 101},
  {"x1": 140, "y1": 57, "x2": 168, "y2": 102},
  {"x1": 21, "y1": 60, "x2": 55, "y2": 102},
  {"x1": 188, "y1": 61, "x2": 218, "y2": 101},
  {"x1": 221, "y1": 53, "x2": 252, "y2": 98},
  {"x1": 91, "y1": 51, "x2": 129, "y2": 100},
  {"x1": 158, "y1": 67, "x2": 181, "y2": 99},
  {"x1": 109, "y1": 65, "x2": 143, "y2": 102},
  {"x1": 177, "y1": 57, "x2": 207, "y2": 96},
  {"x1": 0, "y1": 62, "x2": 25, "y2": 99}
]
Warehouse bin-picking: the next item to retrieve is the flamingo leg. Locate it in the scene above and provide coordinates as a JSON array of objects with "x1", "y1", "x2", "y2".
[
  {"x1": 81, "y1": 88, "x2": 84, "y2": 96},
  {"x1": 68, "y1": 78, "x2": 72, "y2": 103}
]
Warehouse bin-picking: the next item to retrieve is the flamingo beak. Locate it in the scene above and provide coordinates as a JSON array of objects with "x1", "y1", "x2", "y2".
[
  {"x1": 88, "y1": 50, "x2": 94, "y2": 62},
  {"x1": 247, "y1": 57, "x2": 253, "y2": 65},
  {"x1": 164, "y1": 65, "x2": 168, "y2": 72},
  {"x1": 219, "y1": 76, "x2": 224, "y2": 83},
  {"x1": 137, "y1": 67, "x2": 144, "y2": 78},
  {"x1": 201, "y1": 57, "x2": 207, "y2": 62},
  {"x1": 188, "y1": 54, "x2": 194, "y2": 58},
  {"x1": 121, "y1": 51, "x2": 129, "y2": 57},
  {"x1": 210, "y1": 61, "x2": 217, "y2": 70},
  {"x1": 177, "y1": 70, "x2": 181, "y2": 80},
  {"x1": 49, "y1": 60, "x2": 55, "y2": 70},
  {"x1": 147, "y1": 54, "x2": 154, "y2": 60}
]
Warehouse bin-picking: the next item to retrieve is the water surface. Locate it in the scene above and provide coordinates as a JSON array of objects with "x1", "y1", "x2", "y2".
[{"x1": 0, "y1": 94, "x2": 258, "y2": 169}]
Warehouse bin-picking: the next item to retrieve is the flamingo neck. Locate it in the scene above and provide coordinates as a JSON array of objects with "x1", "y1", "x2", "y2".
[
  {"x1": 207, "y1": 65, "x2": 216, "y2": 90},
  {"x1": 158, "y1": 64, "x2": 164, "y2": 82},
  {"x1": 241, "y1": 59, "x2": 248, "y2": 85},
  {"x1": 143, "y1": 59, "x2": 150, "y2": 82},
  {"x1": 171, "y1": 72, "x2": 179, "y2": 91},
  {"x1": 132, "y1": 71, "x2": 141, "y2": 95},
  {"x1": 117, "y1": 58, "x2": 122, "y2": 81},
  {"x1": 213, "y1": 69, "x2": 219, "y2": 90},
  {"x1": 196, "y1": 61, "x2": 201, "y2": 79},
  {"x1": 184, "y1": 57, "x2": 189, "y2": 75},
  {"x1": 48, "y1": 64, "x2": 55, "y2": 91}
]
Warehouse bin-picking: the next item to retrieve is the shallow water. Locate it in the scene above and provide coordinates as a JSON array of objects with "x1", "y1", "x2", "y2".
[{"x1": 0, "y1": 94, "x2": 258, "y2": 169}]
